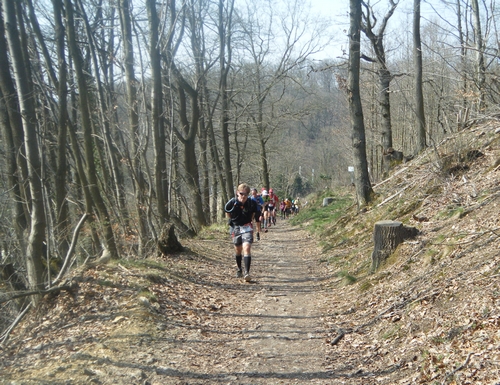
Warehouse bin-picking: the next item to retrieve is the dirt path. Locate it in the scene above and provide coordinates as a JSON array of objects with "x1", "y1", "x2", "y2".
[
  {"x1": 218, "y1": 223, "x2": 331, "y2": 383},
  {"x1": 1, "y1": 221, "x2": 337, "y2": 385},
  {"x1": 155, "y1": 221, "x2": 335, "y2": 384}
]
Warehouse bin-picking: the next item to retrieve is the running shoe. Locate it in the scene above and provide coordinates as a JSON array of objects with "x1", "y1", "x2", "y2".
[
  {"x1": 256, "y1": 232, "x2": 260, "y2": 241},
  {"x1": 236, "y1": 269, "x2": 243, "y2": 278},
  {"x1": 244, "y1": 272, "x2": 251, "y2": 282}
]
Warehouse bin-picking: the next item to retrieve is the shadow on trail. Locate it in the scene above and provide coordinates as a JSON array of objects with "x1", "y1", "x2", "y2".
[{"x1": 63, "y1": 349, "x2": 402, "y2": 382}]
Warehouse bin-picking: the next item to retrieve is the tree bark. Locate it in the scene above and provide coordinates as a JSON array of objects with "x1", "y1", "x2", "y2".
[
  {"x1": 413, "y1": 0, "x2": 426, "y2": 153},
  {"x1": 165, "y1": 1, "x2": 207, "y2": 232},
  {"x1": 219, "y1": 0, "x2": 235, "y2": 202},
  {"x1": 0, "y1": 8, "x2": 28, "y2": 246},
  {"x1": 3, "y1": 0, "x2": 46, "y2": 297},
  {"x1": 120, "y1": 0, "x2": 149, "y2": 254},
  {"x1": 360, "y1": 0, "x2": 398, "y2": 171},
  {"x1": 371, "y1": 220, "x2": 418, "y2": 271},
  {"x1": 146, "y1": 0, "x2": 168, "y2": 226},
  {"x1": 157, "y1": 223, "x2": 184, "y2": 256},
  {"x1": 348, "y1": 0, "x2": 373, "y2": 208},
  {"x1": 51, "y1": 0, "x2": 71, "y2": 259},
  {"x1": 64, "y1": 0, "x2": 119, "y2": 260},
  {"x1": 471, "y1": 0, "x2": 486, "y2": 111}
]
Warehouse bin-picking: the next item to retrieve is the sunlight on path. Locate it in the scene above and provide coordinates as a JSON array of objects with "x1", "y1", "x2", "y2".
[{"x1": 198, "y1": 222, "x2": 334, "y2": 384}]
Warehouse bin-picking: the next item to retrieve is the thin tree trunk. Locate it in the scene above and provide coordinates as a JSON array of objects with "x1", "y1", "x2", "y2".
[
  {"x1": 107, "y1": 4, "x2": 131, "y2": 210},
  {"x1": 50, "y1": 0, "x2": 70, "y2": 258},
  {"x1": 349, "y1": 0, "x2": 373, "y2": 208},
  {"x1": 146, "y1": 0, "x2": 168, "y2": 226},
  {"x1": 120, "y1": 0, "x2": 149, "y2": 254},
  {"x1": 219, "y1": 0, "x2": 235, "y2": 201},
  {"x1": 0, "y1": 7, "x2": 28, "y2": 246},
  {"x1": 3, "y1": 0, "x2": 46, "y2": 297},
  {"x1": 378, "y1": 68, "x2": 392, "y2": 151},
  {"x1": 78, "y1": 0, "x2": 129, "y2": 231},
  {"x1": 64, "y1": 0, "x2": 119, "y2": 259},
  {"x1": 413, "y1": 0, "x2": 426, "y2": 153},
  {"x1": 165, "y1": 0, "x2": 206, "y2": 232},
  {"x1": 456, "y1": 0, "x2": 468, "y2": 129},
  {"x1": 361, "y1": 0, "x2": 397, "y2": 172},
  {"x1": 471, "y1": 0, "x2": 486, "y2": 111}
]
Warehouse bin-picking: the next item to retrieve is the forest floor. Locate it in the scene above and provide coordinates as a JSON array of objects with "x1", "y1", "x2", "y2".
[
  {"x1": 2, "y1": 122, "x2": 500, "y2": 385},
  {"x1": 1, "y1": 222, "x2": 345, "y2": 385}
]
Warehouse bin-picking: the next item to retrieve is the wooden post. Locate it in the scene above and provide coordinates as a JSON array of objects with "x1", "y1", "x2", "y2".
[{"x1": 371, "y1": 220, "x2": 418, "y2": 271}]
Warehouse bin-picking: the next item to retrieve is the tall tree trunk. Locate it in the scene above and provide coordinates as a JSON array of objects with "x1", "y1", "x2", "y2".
[
  {"x1": 64, "y1": 0, "x2": 119, "y2": 259},
  {"x1": 176, "y1": 84, "x2": 207, "y2": 231},
  {"x1": 349, "y1": 0, "x2": 373, "y2": 208},
  {"x1": 166, "y1": 0, "x2": 206, "y2": 231},
  {"x1": 360, "y1": 0, "x2": 398, "y2": 172},
  {"x1": 413, "y1": 0, "x2": 426, "y2": 153},
  {"x1": 78, "y1": 0, "x2": 129, "y2": 231},
  {"x1": 456, "y1": 0, "x2": 468, "y2": 129},
  {"x1": 471, "y1": 0, "x2": 486, "y2": 111},
  {"x1": 120, "y1": 0, "x2": 149, "y2": 254},
  {"x1": 146, "y1": 0, "x2": 168, "y2": 226},
  {"x1": 107, "y1": 4, "x2": 131, "y2": 211},
  {"x1": 188, "y1": 0, "x2": 213, "y2": 224},
  {"x1": 219, "y1": 0, "x2": 235, "y2": 201},
  {"x1": 3, "y1": 0, "x2": 46, "y2": 296},
  {"x1": 51, "y1": 0, "x2": 70, "y2": 258},
  {"x1": 0, "y1": 6, "x2": 28, "y2": 246}
]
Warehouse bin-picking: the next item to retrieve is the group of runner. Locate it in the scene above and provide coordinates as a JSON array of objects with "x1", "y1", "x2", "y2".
[
  {"x1": 223, "y1": 183, "x2": 301, "y2": 282},
  {"x1": 251, "y1": 187, "x2": 279, "y2": 240},
  {"x1": 250, "y1": 187, "x2": 301, "y2": 238}
]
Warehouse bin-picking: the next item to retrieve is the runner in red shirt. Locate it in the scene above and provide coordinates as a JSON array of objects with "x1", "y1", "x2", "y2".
[{"x1": 268, "y1": 188, "x2": 279, "y2": 226}]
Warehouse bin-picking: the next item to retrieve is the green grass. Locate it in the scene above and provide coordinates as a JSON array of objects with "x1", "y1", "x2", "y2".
[
  {"x1": 336, "y1": 270, "x2": 357, "y2": 285},
  {"x1": 289, "y1": 193, "x2": 353, "y2": 233}
]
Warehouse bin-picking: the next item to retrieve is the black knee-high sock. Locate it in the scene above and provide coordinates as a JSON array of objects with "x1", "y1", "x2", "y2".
[
  {"x1": 235, "y1": 255, "x2": 242, "y2": 270},
  {"x1": 243, "y1": 255, "x2": 251, "y2": 273}
]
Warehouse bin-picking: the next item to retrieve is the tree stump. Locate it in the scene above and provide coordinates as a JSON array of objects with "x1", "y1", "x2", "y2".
[
  {"x1": 158, "y1": 223, "x2": 184, "y2": 256},
  {"x1": 322, "y1": 197, "x2": 334, "y2": 207},
  {"x1": 371, "y1": 220, "x2": 418, "y2": 271}
]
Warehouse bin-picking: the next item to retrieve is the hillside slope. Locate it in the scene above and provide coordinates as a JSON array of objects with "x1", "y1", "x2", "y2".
[{"x1": 317, "y1": 121, "x2": 500, "y2": 384}]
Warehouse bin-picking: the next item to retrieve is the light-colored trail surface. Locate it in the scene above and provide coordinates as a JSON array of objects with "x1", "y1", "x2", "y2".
[
  {"x1": 159, "y1": 222, "x2": 335, "y2": 384},
  {"x1": 0, "y1": 221, "x2": 337, "y2": 385}
]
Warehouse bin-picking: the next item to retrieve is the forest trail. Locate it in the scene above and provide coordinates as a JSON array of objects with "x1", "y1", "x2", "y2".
[
  {"x1": 1, "y1": 220, "x2": 338, "y2": 385},
  {"x1": 155, "y1": 221, "x2": 335, "y2": 384}
]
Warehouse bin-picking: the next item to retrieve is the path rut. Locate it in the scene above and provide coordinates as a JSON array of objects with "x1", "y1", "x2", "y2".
[{"x1": 163, "y1": 222, "x2": 334, "y2": 384}]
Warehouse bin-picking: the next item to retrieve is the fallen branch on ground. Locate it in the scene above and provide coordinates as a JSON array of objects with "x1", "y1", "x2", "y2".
[
  {"x1": 330, "y1": 328, "x2": 346, "y2": 345},
  {"x1": 0, "y1": 304, "x2": 32, "y2": 347},
  {"x1": 0, "y1": 282, "x2": 76, "y2": 305},
  {"x1": 441, "y1": 352, "x2": 473, "y2": 385}
]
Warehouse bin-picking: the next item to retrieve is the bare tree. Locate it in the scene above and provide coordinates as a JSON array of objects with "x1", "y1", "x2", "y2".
[
  {"x1": 237, "y1": 0, "x2": 325, "y2": 189},
  {"x1": 146, "y1": 0, "x2": 169, "y2": 227},
  {"x1": 119, "y1": 0, "x2": 149, "y2": 254},
  {"x1": 3, "y1": 0, "x2": 46, "y2": 297},
  {"x1": 413, "y1": 0, "x2": 426, "y2": 153},
  {"x1": 0, "y1": 3, "x2": 28, "y2": 248},
  {"x1": 360, "y1": 0, "x2": 399, "y2": 171},
  {"x1": 64, "y1": 0, "x2": 119, "y2": 259},
  {"x1": 164, "y1": 0, "x2": 207, "y2": 232},
  {"x1": 218, "y1": 0, "x2": 235, "y2": 201},
  {"x1": 349, "y1": 0, "x2": 373, "y2": 208},
  {"x1": 471, "y1": 0, "x2": 486, "y2": 111}
]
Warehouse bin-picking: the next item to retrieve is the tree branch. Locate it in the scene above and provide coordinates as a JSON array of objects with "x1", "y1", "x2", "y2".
[{"x1": 0, "y1": 283, "x2": 76, "y2": 305}]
